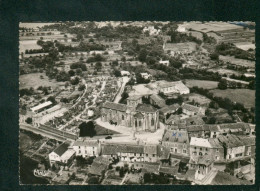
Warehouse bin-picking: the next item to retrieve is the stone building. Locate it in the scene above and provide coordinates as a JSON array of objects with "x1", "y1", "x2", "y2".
[{"x1": 101, "y1": 96, "x2": 159, "y2": 132}]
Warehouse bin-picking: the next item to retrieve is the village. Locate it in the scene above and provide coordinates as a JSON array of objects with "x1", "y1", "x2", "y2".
[{"x1": 19, "y1": 21, "x2": 255, "y2": 185}]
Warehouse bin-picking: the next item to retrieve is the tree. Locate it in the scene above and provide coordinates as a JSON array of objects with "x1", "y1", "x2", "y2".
[
  {"x1": 68, "y1": 69, "x2": 75, "y2": 76},
  {"x1": 70, "y1": 77, "x2": 80, "y2": 85},
  {"x1": 47, "y1": 96, "x2": 56, "y2": 104},
  {"x1": 95, "y1": 62, "x2": 102, "y2": 71},
  {"x1": 25, "y1": 117, "x2": 32, "y2": 124},
  {"x1": 138, "y1": 49, "x2": 148, "y2": 63},
  {"x1": 76, "y1": 68, "x2": 82, "y2": 75},
  {"x1": 210, "y1": 52, "x2": 219, "y2": 61},
  {"x1": 78, "y1": 84, "x2": 86, "y2": 91},
  {"x1": 114, "y1": 69, "x2": 121, "y2": 77},
  {"x1": 87, "y1": 176, "x2": 99, "y2": 184},
  {"x1": 218, "y1": 79, "x2": 227, "y2": 90},
  {"x1": 208, "y1": 117, "x2": 216, "y2": 124},
  {"x1": 143, "y1": 173, "x2": 151, "y2": 183},
  {"x1": 78, "y1": 121, "x2": 96, "y2": 137}
]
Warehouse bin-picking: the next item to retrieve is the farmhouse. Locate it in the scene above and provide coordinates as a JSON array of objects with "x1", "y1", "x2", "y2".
[{"x1": 49, "y1": 142, "x2": 75, "y2": 166}]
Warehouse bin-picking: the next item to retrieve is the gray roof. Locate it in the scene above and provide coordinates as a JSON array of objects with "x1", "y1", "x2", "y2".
[
  {"x1": 102, "y1": 101, "x2": 127, "y2": 112},
  {"x1": 160, "y1": 104, "x2": 180, "y2": 114},
  {"x1": 136, "y1": 104, "x2": 157, "y2": 113},
  {"x1": 218, "y1": 134, "x2": 244, "y2": 148},
  {"x1": 53, "y1": 142, "x2": 70, "y2": 156},
  {"x1": 162, "y1": 129, "x2": 189, "y2": 143},
  {"x1": 182, "y1": 103, "x2": 201, "y2": 113}
]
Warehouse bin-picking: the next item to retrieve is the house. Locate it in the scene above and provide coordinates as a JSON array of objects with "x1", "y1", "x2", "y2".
[
  {"x1": 149, "y1": 94, "x2": 166, "y2": 108},
  {"x1": 158, "y1": 81, "x2": 190, "y2": 96},
  {"x1": 159, "y1": 60, "x2": 170, "y2": 67},
  {"x1": 159, "y1": 104, "x2": 180, "y2": 122},
  {"x1": 140, "y1": 72, "x2": 152, "y2": 79},
  {"x1": 208, "y1": 138, "x2": 225, "y2": 161},
  {"x1": 185, "y1": 116, "x2": 205, "y2": 126},
  {"x1": 207, "y1": 124, "x2": 221, "y2": 138},
  {"x1": 217, "y1": 134, "x2": 245, "y2": 160},
  {"x1": 186, "y1": 125, "x2": 210, "y2": 138},
  {"x1": 101, "y1": 143, "x2": 145, "y2": 162},
  {"x1": 133, "y1": 162, "x2": 160, "y2": 174},
  {"x1": 72, "y1": 139, "x2": 100, "y2": 157},
  {"x1": 218, "y1": 123, "x2": 251, "y2": 136},
  {"x1": 162, "y1": 129, "x2": 189, "y2": 157},
  {"x1": 182, "y1": 103, "x2": 205, "y2": 116},
  {"x1": 30, "y1": 101, "x2": 53, "y2": 114},
  {"x1": 49, "y1": 142, "x2": 75, "y2": 166},
  {"x1": 237, "y1": 136, "x2": 255, "y2": 157},
  {"x1": 88, "y1": 161, "x2": 108, "y2": 177},
  {"x1": 120, "y1": 70, "x2": 130, "y2": 76},
  {"x1": 144, "y1": 144, "x2": 158, "y2": 163},
  {"x1": 189, "y1": 156, "x2": 215, "y2": 181},
  {"x1": 189, "y1": 137, "x2": 212, "y2": 157}
]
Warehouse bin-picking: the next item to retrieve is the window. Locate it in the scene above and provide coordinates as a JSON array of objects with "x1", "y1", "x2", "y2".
[
  {"x1": 151, "y1": 118, "x2": 154, "y2": 126},
  {"x1": 200, "y1": 147, "x2": 202, "y2": 151},
  {"x1": 183, "y1": 150, "x2": 186, "y2": 153},
  {"x1": 216, "y1": 149, "x2": 219, "y2": 152},
  {"x1": 135, "y1": 120, "x2": 138, "y2": 127},
  {"x1": 171, "y1": 148, "x2": 174, "y2": 152},
  {"x1": 139, "y1": 121, "x2": 142, "y2": 127},
  {"x1": 194, "y1": 147, "x2": 197, "y2": 150},
  {"x1": 205, "y1": 153, "x2": 208, "y2": 155},
  {"x1": 205, "y1": 148, "x2": 208, "y2": 151},
  {"x1": 146, "y1": 154, "x2": 148, "y2": 157},
  {"x1": 122, "y1": 115, "x2": 124, "y2": 120},
  {"x1": 153, "y1": 154, "x2": 155, "y2": 157}
]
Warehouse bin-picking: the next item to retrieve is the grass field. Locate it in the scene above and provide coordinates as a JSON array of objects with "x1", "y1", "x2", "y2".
[
  {"x1": 210, "y1": 89, "x2": 255, "y2": 108},
  {"x1": 19, "y1": 72, "x2": 65, "y2": 90},
  {"x1": 185, "y1": 80, "x2": 218, "y2": 89},
  {"x1": 219, "y1": 55, "x2": 255, "y2": 68}
]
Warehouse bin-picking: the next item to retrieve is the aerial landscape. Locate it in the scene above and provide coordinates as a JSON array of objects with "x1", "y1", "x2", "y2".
[{"x1": 19, "y1": 21, "x2": 255, "y2": 185}]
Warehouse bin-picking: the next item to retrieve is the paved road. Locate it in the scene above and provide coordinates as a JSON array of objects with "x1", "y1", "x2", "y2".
[
  {"x1": 114, "y1": 77, "x2": 129, "y2": 103},
  {"x1": 20, "y1": 123, "x2": 70, "y2": 142}
]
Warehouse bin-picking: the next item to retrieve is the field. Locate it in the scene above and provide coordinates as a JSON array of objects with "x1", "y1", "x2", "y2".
[
  {"x1": 185, "y1": 80, "x2": 218, "y2": 89},
  {"x1": 19, "y1": 40, "x2": 42, "y2": 53},
  {"x1": 179, "y1": 22, "x2": 242, "y2": 33},
  {"x1": 219, "y1": 55, "x2": 255, "y2": 68},
  {"x1": 210, "y1": 89, "x2": 255, "y2": 108},
  {"x1": 19, "y1": 72, "x2": 65, "y2": 90}
]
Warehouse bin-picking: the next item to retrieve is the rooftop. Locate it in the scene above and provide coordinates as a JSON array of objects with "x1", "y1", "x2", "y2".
[
  {"x1": 190, "y1": 137, "x2": 211, "y2": 148},
  {"x1": 162, "y1": 129, "x2": 189, "y2": 143},
  {"x1": 182, "y1": 103, "x2": 201, "y2": 113},
  {"x1": 217, "y1": 134, "x2": 244, "y2": 148},
  {"x1": 211, "y1": 171, "x2": 252, "y2": 185},
  {"x1": 52, "y1": 142, "x2": 70, "y2": 156},
  {"x1": 160, "y1": 104, "x2": 180, "y2": 114},
  {"x1": 31, "y1": 101, "x2": 52, "y2": 112},
  {"x1": 136, "y1": 104, "x2": 157, "y2": 113},
  {"x1": 73, "y1": 139, "x2": 99, "y2": 147},
  {"x1": 102, "y1": 101, "x2": 127, "y2": 112}
]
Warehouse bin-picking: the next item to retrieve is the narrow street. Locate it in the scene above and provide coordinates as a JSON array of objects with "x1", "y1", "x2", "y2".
[{"x1": 114, "y1": 77, "x2": 129, "y2": 103}]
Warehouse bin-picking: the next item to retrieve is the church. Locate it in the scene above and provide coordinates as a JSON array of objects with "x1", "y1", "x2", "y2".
[{"x1": 101, "y1": 95, "x2": 160, "y2": 132}]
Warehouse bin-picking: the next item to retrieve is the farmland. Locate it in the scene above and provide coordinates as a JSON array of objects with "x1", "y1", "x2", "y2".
[
  {"x1": 19, "y1": 72, "x2": 65, "y2": 90},
  {"x1": 219, "y1": 55, "x2": 255, "y2": 68},
  {"x1": 185, "y1": 80, "x2": 218, "y2": 89},
  {"x1": 210, "y1": 89, "x2": 255, "y2": 108}
]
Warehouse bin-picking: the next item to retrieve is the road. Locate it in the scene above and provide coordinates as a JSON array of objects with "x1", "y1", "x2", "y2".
[
  {"x1": 20, "y1": 123, "x2": 70, "y2": 141},
  {"x1": 114, "y1": 77, "x2": 129, "y2": 103}
]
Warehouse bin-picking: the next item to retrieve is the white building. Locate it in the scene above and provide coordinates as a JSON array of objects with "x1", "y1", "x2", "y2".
[
  {"x1": 73, "y1": 139, "x2": 100, "y2": 157},
  {"x1": 140, "y1": 73, "x2": 152, "y2": 80},
  {"x1": 121, "y1": 70, "x2": 131, "y2": 76},
  {"x1": 159, "y1": 60, "x2": 170, "y2": 67},
  {"x1": 158, "y1": 81, "x2": 190, "y2": 96},
  {"x1": 49, "y1": 142, "x2": 75, "y2": 166},
  {"x1": 30, "y1": 101, "x2": 53, "y2": 114}
]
